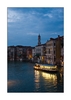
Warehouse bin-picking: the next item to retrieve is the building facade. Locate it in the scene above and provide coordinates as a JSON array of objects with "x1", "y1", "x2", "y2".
[
  {"x1": 27, "y1": 47, "x2": 32, "y2": 60},
  {"x1": 8, "y1": 46, "x2": 16, "y2": 61},
  {"x1": 46, "y1": 38, "x2": 56, "y2": 64},
  {"x1": 8, "y1": 35, "x2": 64, "y2": 66},
  {"x1": 32, "y1": 47, "x2": 35, "y2": 58},
  {"x1": 46, "y1": 35, "x2": 64, "y2": 65},
  {"x1": 8, "y1": 45, "x2": 33, "y2": 61},
  {"x1": 55, "y1": 35, "x2": 64, "y2": 66},
  {"x1": 34, "y1": 44, "x2": 46, "y2": 63}
]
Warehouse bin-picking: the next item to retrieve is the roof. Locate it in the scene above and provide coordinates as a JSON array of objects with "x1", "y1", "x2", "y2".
[
  {"x1": 8, "y1": 46, "x2": 15, "y2": 48},
  {"x1": 46, "y1": 35, "x2": 64, "y2": 43}
]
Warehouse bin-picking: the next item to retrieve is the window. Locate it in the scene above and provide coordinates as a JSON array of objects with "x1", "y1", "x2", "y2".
[
  {"x1": 49, "y1": 49, "x2": 50, "y2": 54},
  {"x1": 61, "y1": 42, "x2": 63, "y2": 48},
  {"x1": 54, "y1": 43, "x2": 55, "y2": 46},
  {"x1": 54, "y1": 56, "x2": 56, "y2": 61},
  {"x1": 54, "y1": 50, "x2": 55, "y2": 54}
]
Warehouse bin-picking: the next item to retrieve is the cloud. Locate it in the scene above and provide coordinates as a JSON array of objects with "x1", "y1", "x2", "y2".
[
  {"x1": 50, "y1": 8, "x2": 64, "y2": 19},
  {"x1": 43, "y1": 8, "x2": 63, "y2": 19},
  {"x1": 27, "y1": 32, "x2": 39, "y2": 36},
  {"x1": 7, "y1": 9, "x2": 21, "y2": 22},
  {"x1": 7, "y1": 8, "x2": 40, "y2": 24},
  {"x1": 7, "y1": 8, "x2": 64, "y2": 46},
  {"x1": 51, "y1": 32, "x2": 58, "y2": 34},
  {"x1": 44, "y1": 13, "x2": 53, "y2": 18}
]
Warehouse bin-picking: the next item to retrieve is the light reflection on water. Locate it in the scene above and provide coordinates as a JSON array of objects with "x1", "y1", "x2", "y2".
[
  {"x1": 41, "y1": 72, "x2": 58, "y2": 90},
  {"x1": 8, "y1": 62, "x2": 63, "y2": 92},
  {"x1": 8, "y1": 80, "x2": 20, "y2": 87},
  {"x1": 34, "y1": 70, "x2": 40, "y2": 91},
  {"x1": 34, "y1": 70, "x2": 63, "y2": 92},
  {"x1": 42, "y1": 72, "x2": 57, "y2": 81},
  {"x1": 34, "y1": 70, "x2": 58, "y2": 91}
]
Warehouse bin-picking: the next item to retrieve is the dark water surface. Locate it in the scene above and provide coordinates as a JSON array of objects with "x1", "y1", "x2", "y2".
[{"x1": 7, "y1": 62, "x2": 64, "y2": 92}]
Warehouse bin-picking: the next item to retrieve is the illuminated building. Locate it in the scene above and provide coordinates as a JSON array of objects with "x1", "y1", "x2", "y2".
[
  {"x1": 8, "y1": 45, "x2": 33, "y2": 61},
  {"x1": 46, "y1": 38, "x2": 56, "y2": 64},
  {"x1": 46, "y1": 35, "x2": 64, "y2": 65},
  {"x1": 33, "y1": 34, "x2": 46, "y2": 63},
  {"x1": 27, "y1": 47, "x2": 32, "y2": 60}
]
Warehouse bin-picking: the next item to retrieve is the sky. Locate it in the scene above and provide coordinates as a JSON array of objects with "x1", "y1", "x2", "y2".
[{"x1": 7, "y1": 7, "x2": 64, "y2": 46}]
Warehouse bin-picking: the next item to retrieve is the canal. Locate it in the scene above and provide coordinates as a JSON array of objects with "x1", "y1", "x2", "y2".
[{"x1": 7, "y1": 62, "x2": 64, "y2": 92}]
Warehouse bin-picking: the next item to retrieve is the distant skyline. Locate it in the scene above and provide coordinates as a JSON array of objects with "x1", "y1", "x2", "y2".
[{"x1": 7, "y1": 7, "x2": 64, "y2": 46}]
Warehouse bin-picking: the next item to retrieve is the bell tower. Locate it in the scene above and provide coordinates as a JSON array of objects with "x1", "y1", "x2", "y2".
[{"x1": 38, "y1": 34, "x2": 41, "y2": 45}]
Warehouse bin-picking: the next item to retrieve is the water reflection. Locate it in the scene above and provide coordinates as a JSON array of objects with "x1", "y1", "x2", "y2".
[
  {"x1": 8, "y1": 80, "x2": 19, "y2": 87},
  {"x1": 42, "y1": 72, "x2": 57, "y2": 86},
  {"x1": 34, "y1": 70, "x2": 58, "y2": 91},
  {"x1": 34, "y1": 70, "x2": 40, "y2": 91},
  {"x1": 8, "y1": 62, "x2": 63, "y2": 92}
]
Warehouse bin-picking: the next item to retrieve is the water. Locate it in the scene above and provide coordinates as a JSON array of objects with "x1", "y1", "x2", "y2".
[{"x1": 7, "y1": 62, "x2": 64, "y2": 92}]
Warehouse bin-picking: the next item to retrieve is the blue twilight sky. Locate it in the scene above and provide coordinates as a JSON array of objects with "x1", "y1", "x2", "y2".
[{"x1": 7, "y1": 7, "x2": 64, "y2": 46}]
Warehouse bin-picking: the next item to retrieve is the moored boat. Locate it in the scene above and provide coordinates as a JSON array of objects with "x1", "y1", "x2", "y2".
[{"x1": 34, "y1": 63, "x2": 58, "y2": 73}]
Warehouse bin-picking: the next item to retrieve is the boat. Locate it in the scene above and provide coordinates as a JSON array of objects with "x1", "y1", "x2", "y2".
[{"x1": 34, "y1": 63, "x2": 58, "y2": 73}]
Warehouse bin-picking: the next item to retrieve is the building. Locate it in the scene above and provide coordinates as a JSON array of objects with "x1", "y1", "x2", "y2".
[
  {"x1": 46, "y1": 35, "x2": 64, "y2": 65},
  {"x1": 8, "y1": 46, "x2": 16, "y2": 61},
  {"x1": 8, "y1": 35, "x2": 64, "y2": 65},
  {"x1": 34, "y1": 35, "x2": 46, "y2": 63},
  {"x1": 16, "y1": 45, "x2": 24, "y2": 61},
  {"x1": 8, "y1": 45, "x2": 33, "y2": 61},
  {"x1": 27, "y1": 47, "x2": 32, "y2": 60},
  {"x1": 55, "y1": 35, "x2": 64, "y2": 66},
  {"x1": 38, "y1": 34, "x2": 41, "y2": 45},
  {"x1": 32, "y1": 47, "x2": 35, "y2": 58},
  {"x1": 35, "y1": 44, "x2": 46, "y2": 62},
  {"x1": 46, "y1": 38, "x2": 56, "y2": 64}
]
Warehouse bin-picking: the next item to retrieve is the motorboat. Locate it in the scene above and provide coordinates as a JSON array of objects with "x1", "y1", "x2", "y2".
[{"x1": 34, "y1": 63, "x2": 58, "y2": 73}]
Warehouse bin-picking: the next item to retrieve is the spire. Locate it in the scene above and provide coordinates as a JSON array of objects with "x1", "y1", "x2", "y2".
[{"x1": 38, "y1": 34, "x2": 41, "y2": 45}]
